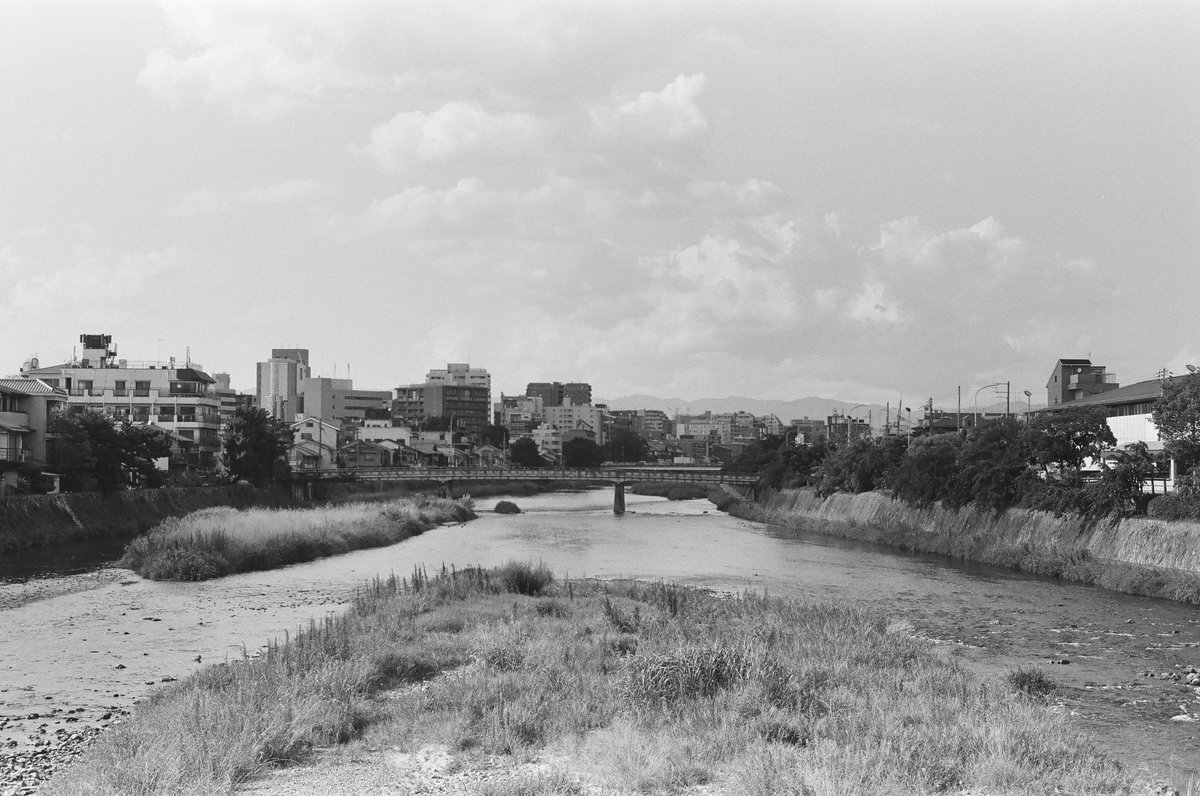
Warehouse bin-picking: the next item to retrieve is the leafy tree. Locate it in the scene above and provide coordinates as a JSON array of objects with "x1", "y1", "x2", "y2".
[
  {"x1": 221, "y1": 407, "x2": 292, "y2": 487},
  {"x1": 1023, "y1": 405, "x2": 1116, "y2": 477},
  {"x1": 949, "y1": 418, "x2": 1028, "y2": 511},
  {"x1": 888, "y1": 433, "x2": 963, "y2": 507},
  {"x1": 508, "y1": 436, "x2": 544, "y2": 468},
  {"x1": 602, "y1": 429, "x2": 650, "y2": 463},
  {"x1": 814, "y1": 436, "x2": 907, "y2": 496},
  {"x1": 1083, "y1": 442, "x2": 1158, "y2": 517},
  {"x1": 562, "y1": 437, "x2": 606, "y2": 468},
  {"x1": 47, "y1": 409, "x2": 172, "y2": 493},
  {"x1": 481, "y1": 424, "x2": 509, "y2": 449},
  {"x1": 1152, "y1": 373, "x2": 1200, "y2": 472}
]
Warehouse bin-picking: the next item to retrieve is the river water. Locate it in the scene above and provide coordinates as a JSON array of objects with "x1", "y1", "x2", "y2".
[{"x1": 2, "y1": 489, "x2": 1199, "y2": 787}]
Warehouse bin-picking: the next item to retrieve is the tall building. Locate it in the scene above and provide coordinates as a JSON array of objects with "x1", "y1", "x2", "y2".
[
  {"x1": 525, "y1": 381, "x2": 591, "y2": 407},
  {"x1": 26, "y1": 334, "x2": 222, "y2": 469},
  {"x1": 426, "y1": 364, "x2": 491, "y2": 412},
  {"x1": 393, "y1": 383, "x2": 491, "y2": 438},
  {"x1": 496, "y1": 393, "x2": 544, "y2": 435},
  {"x1": 297, "y1": 377, "x2": 392, "y2": 425},
  {"x1": 212, "y1": 373, "x2": 254, "y2": 429},
  {"x1": 256, "y1": 348, "x2": 310, "y2": 422}
]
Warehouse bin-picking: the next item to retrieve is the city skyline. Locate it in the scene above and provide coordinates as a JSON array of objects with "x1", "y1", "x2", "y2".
[{"x1": 2, "y1": 2, "x2": 1196, "y2": 405}]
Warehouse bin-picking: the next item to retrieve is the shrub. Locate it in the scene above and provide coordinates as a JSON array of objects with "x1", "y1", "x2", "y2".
[
  {"x1": 494, "y1": 500, "x2": 522, "y2": 514},
  {"x1": 497, "y1": 560, "x2": 554, "y2": 596},
  {"x1": 1147, "y1": 493, "x2": 1200, "y2": 522},
  {"x1": 1007, "y1": 666, "x2": 1057, "y2": 700}
]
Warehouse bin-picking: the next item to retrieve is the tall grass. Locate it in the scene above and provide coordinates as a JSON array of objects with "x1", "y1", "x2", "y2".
[
  {"x1": 46, "y1": 564, "x2": 1151, "y2": 796},
  {"x1": 120, "y1": 496, "x2": 476, "y2": 581}
]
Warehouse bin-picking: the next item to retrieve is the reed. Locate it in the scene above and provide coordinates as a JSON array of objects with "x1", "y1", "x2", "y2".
[
  {"x1": 46, "y1": 564, "x2": 1156, "y2": 796},
  {"x1": 120, "y1": 496, "x2": 476, "y2": 581}
]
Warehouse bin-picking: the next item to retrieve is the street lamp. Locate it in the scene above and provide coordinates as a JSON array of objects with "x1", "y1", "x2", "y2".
[
  {"x1": 974, "y1": 383, "x2": 1006, "y2": 428},
  {"x1": 1023, "y1": 390, "x2": 1032, "y2": 423}
]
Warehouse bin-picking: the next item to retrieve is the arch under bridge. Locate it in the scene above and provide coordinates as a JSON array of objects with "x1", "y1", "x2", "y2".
[{"x1": 291, "y1": 466, "x2": 759, "y2": 514}]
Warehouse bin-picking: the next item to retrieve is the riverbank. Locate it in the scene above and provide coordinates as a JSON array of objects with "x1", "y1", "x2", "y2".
[
  {"x1": 731, "y1": 487, "x2": 1200, "y2": 604},
  {"x1": 0, "y1": 479, "x2": 594, "y2": 555},
  {"x1": 43, "y1": 564, "x2": 1143, "y2": 796},
  {"x1": 120, "y1": 496, "x2": 477, "y2": 581}
]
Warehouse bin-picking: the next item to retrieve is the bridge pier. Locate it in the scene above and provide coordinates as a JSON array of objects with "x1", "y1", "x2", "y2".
[{"x1": 613, "y1": 481, "x2": 626, "y2": 515}]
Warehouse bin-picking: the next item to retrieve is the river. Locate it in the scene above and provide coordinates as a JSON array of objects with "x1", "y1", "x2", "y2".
[{"x1": 2, "y1": 489, "x2": 1198, "y2": 788}]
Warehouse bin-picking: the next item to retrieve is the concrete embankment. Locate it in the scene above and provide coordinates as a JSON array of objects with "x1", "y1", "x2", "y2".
[{"x1": 730, "y1": 488, "x2": 1200, "y2": 603}]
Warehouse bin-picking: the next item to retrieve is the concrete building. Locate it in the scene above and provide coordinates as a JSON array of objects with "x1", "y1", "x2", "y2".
[
  {"x1": 212, "y1": 373, "x2": 254, "y2": 429},
  {"x1": 1046, "y1": 358, "x2": 1119, "y2": 407},
  {"x1": 543, "y1": 404, "x2": 605, "y2": 445},
  {"x1": 525, "y1": 382, "x2": 592, "y2": 408},
  {"x1": 297, "y1": 377, "x2": 391, "y2": 425},
  {"x1": 393, "y1": 383, "x2": 491, "y2": 438},
  {"x1": 426, "y1": 363, "x2": 491, "y2": 412},
  {"x1": 676, "y1": 412, "x2": 734, "y2": 443},
  {"x1": 26, "y1": 335, "x2": 222, "y2": 470},
  {"x1": 529, "y1": 425, "x2": 564, "y2": 463},
  {"x1": 495, "y1": 393, "x2": 544, "y2": 435},
  {"x1": 0, "y1": 376, "x2": 68, "y2": 492},
  {"x1": 256, "y1": 348, "x2": 310, "y2": 422},
  {"x1": 789, "y1": 417, "x2": 827, "y2": 444}
]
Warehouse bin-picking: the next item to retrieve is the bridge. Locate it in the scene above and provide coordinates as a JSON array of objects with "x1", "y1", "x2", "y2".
[{"x1": 291, "y1": 466, "x2": 759, "y2": 514}]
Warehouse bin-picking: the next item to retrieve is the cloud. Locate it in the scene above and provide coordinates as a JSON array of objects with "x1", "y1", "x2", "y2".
[
  {"x1": 845, "y1": 278, "x2": 903, "y2": 324},
  {"x1": 361, "y1": 102, "x2": 543, "y2": 171},
  {"x1": 614, "y1": 73, "x2": 708, "y2": 141},
  {"x1": 138, "y1": 4, "x2": 381, "y2": 118},
  {"x1": 174, "y1": 179, "x2": 324, "y2": 216}
]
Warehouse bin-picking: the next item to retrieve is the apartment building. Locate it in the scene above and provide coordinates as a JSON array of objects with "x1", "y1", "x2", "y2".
[
  {"x1": 298, "y1": 377, "x2": 392, "y2": 425},
  {"x1": 525, "y1": 381, "x2": 592, "y2": 408},
  {"x1": 26, "y1": 335, "x2": 222, "y2": 469},
  {"x1": 0, "y1": 375, "x2": 67, "y2": 492}
]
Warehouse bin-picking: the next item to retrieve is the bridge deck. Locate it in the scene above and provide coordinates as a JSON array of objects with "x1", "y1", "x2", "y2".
[{"x1": 293, "y1": 466, "x2": 758, "y2": 485}]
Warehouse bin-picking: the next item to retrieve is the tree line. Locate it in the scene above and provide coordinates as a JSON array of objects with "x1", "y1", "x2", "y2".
[{"x1": 726, "y1": 374, "x2": 1200, "y2": 521}]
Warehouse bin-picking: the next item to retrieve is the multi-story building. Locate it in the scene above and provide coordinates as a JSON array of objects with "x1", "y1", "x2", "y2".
[
  {"x1": 1046, "y1": 359, "x2": 1119, "y2": 407},
  {"x1": 789, "y1": 417, "x2": 827, "y2": 444},
  {"x1": 528, "y1": 425, "x2": 563, "y2": 463},
  {"x1": 0, "y1": 374, "x2": 67, "y2": 492},
  {"x1": 676, "y1": 412, "x2": 735, "y2": 443},
  {"x1": 827, "y1": 412, "x2": 871, "y2": 444},
  {"x1": 426, "y1": 363, "x2": 491, "y2": 413},
  {"x1": 543, "y1": 404, "x2": 605, "y2": 445},
  {"x1": 495, "y1": 393, "x2": 544, "y2": 435},
  {"x1": 393, "y1": 383, "x2": 491, "y2": 438},
  {"x1": 26, "y1": 335, "x2": 222, "y2": 469},
  {"x1": 298, "y1": 377, "x2": 391, "y2": 425},
  {"x1": 525, "y1": 381, "x2": 591, "y2": 408},
  {"x1": 256, "y1": 348, "x2": 310, "y2": 422},
  {"x1": 212, "y1": 373, "x2": 255, "y2": 429},
  {"x1": 759, "y1": 414, "x2": 785, "y2": 438}
]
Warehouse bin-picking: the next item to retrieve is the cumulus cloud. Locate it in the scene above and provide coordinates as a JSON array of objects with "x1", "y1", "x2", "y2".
[
  {"x1": 361, "y1": 102, "x2": 543, "y2": 171},
  {"x1": 138, "y1": 3, "x2": 381, "y2": 118},
  {"x1": 614, "y1": 73, "x2": 708, "y2": 141}
]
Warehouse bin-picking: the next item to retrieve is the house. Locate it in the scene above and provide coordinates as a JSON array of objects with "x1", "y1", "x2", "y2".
[
  {"x1": 0, "y1": 376, "x2": 68, "y2": 493},
  {"x1": 290, "y1": 418, "x2": 340, "y2": 470},
  {"x1": 338, "y1": 439, "x2": 391, "y2": 469},
  {"x1": 1046, "y1": 359, "x2": 1118, "y2": 407}
]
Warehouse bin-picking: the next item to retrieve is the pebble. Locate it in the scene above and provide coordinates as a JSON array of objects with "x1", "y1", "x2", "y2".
[{"x1": 0, "y1": 725, "x2": 102, "y2": 795}]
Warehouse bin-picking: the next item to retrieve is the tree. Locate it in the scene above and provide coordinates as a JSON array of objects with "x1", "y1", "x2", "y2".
[
  {"x1": 47, "y1": 409, "x2": 173, "y2": 493},
  {"x1": 603, "y1": 429, "x2": 650, "y2": 463},
  {"x1": 1152, "y1": 373, "x2": 1200, "y2": 472},
  {"x1": 949, "y1": 418, "x2": 1028, "y2": 511},
  {"x1": 221, "y1": 407, "x2": 292, "y2": 487},
  {"x1": 562, "y1": 437, "x2": 605, "y2": 468},
  {"x1": 508, "y1": 436, "x2": 544, "y2": 468},
  {"x1": 1023, "y1": 405, "x2": 1116, "y2": 477},
  {"x1": 888, "y1": 432, "x2": 963, "y2": 507}
]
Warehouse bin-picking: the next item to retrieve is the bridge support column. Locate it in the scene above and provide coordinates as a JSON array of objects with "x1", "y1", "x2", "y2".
[
  {"x1": 613, "y1": 482, "x2": 626, "y2": 515},
  {"x1": 441, "y1": 480, "x2": 454, "y2": 499}
]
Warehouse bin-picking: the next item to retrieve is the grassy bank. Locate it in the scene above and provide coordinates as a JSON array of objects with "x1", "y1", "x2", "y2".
[
  {"x1": 120, "y1": 496, "x2": 476, "y2": 581},
  {"x1": 731, "y1": 488, "x2": 1200, "y2": 604},
  {"x1": 629, "y1": 482, "x2": 720, "y2": 501},
  {"x1": 0, "y1": 485, "x2": 292, "y2": 553},
  {"x1": 46, "y1": 564, "x2": 1146, "y2": 796}
]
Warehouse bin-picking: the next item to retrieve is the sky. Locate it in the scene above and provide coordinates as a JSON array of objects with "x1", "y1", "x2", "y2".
[{"x1": 1, "y1": 1, "x2": 1197, "y2": 411}]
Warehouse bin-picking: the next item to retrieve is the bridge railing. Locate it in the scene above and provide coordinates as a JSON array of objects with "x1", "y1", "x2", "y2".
[{"x1": 293, "y1": 466, "x2": 758, "y2": 485}]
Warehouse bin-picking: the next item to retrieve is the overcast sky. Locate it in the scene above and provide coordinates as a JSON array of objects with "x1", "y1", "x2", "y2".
[{"x1": 2, "y1": 1, "x2": 1196, "y2": 409}]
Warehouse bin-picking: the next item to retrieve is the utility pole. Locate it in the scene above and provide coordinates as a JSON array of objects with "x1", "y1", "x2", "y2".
[
  {"x1": 1006, "y1": 381, "x2": 1011, "y2": 418},
  {"x1": 957, "y1": 386, "x2": 962, "y2": 433}
]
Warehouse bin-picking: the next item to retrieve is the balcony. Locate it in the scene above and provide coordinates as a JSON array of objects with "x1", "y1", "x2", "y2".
[
  {"x1": 69, "y1": 389, "x2": 105, "y2": 397},
  {"x1": 0, "y1": 447, "x2": 30, "y2": 464}
]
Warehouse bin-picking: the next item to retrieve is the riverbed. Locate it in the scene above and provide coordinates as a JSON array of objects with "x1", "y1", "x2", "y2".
[{"x1": 2, "y1": 489, "x2": 1198, "y2": 789}]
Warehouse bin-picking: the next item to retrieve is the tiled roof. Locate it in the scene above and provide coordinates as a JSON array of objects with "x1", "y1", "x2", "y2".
[{"x1": 0, "y1": 378, "x2": 63, "y2": 395}]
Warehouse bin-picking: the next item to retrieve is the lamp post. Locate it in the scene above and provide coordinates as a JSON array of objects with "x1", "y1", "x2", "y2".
[
  {"x1": 974, "y1": 383, "x2": 1005, "y2": 429},
  {"x1": 1023, "y1": 390, "x2": 1032, "y2": 423},
  {"x1": 845, "y1": 404, "x2": 871, "y2": 440}
]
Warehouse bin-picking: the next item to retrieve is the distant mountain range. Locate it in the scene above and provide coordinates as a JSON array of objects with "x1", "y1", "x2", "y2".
[{"x1": 600, "y1": 394, "x2": 1027, "y2": 426}]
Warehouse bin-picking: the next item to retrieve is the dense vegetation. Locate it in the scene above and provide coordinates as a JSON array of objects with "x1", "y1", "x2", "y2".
[
  {"x1": 726, "y1": 399, "x2": 1200, "y2": 522},
  {"x1": 45, "y1": 564, "x2": 1138, "y2": 796}
]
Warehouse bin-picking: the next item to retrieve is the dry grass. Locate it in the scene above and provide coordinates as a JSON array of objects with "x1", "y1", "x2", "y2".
[
  {"x1": 47, "y1": 565, "x2": 1148, "y2": 796},
  {"x1": 119, "y1": 496, "x2": 475, "y2": 580}
]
